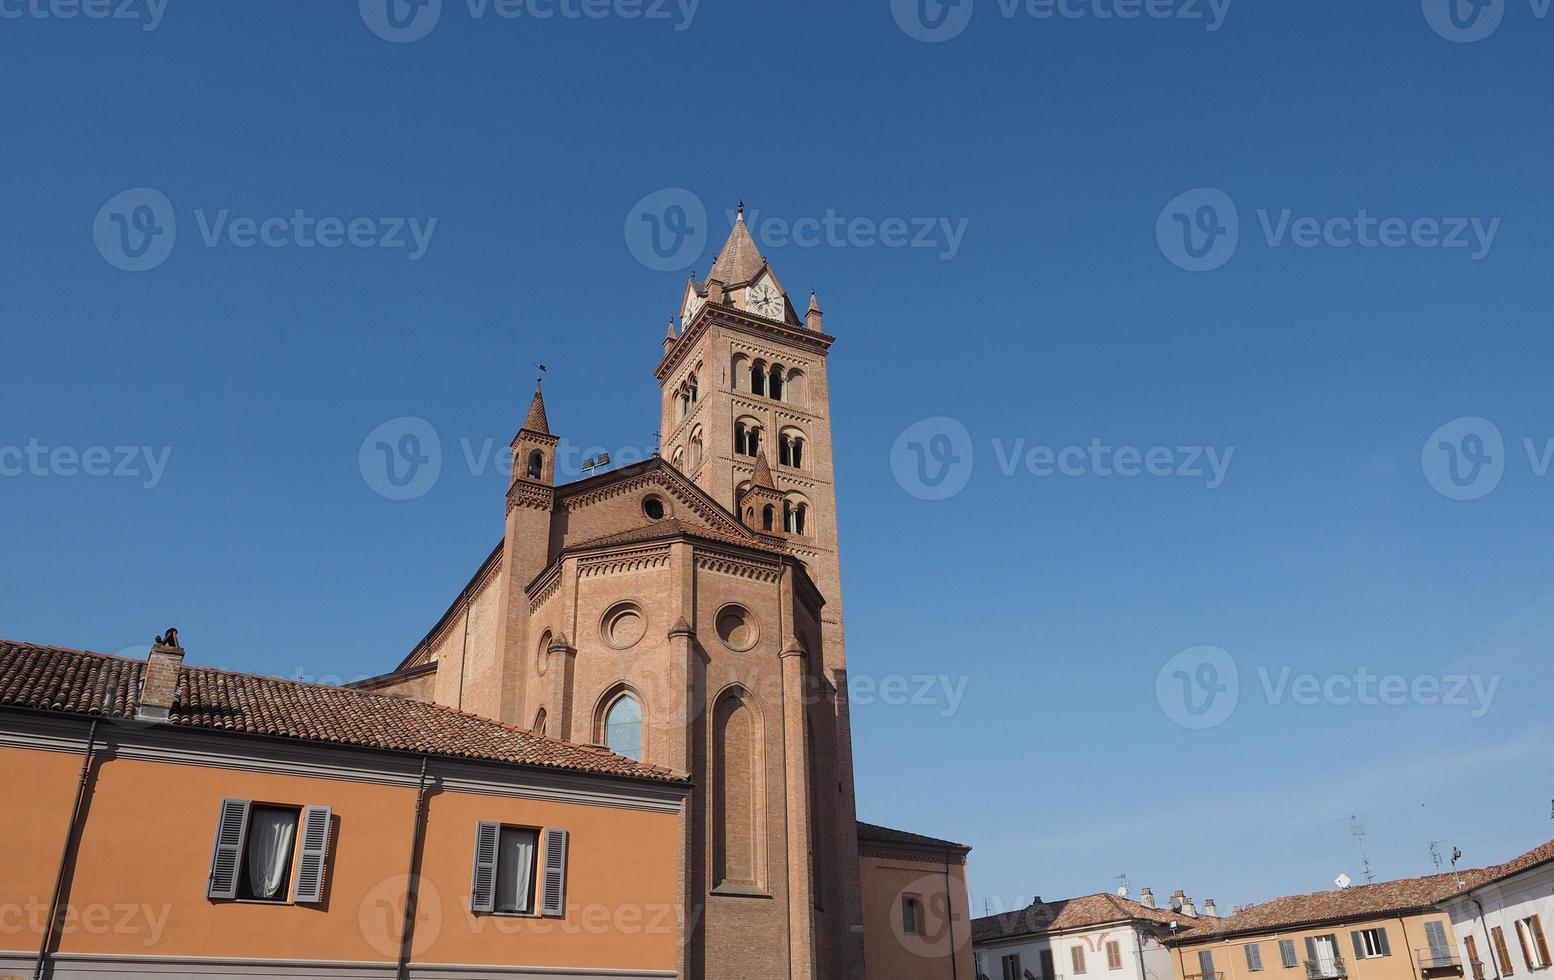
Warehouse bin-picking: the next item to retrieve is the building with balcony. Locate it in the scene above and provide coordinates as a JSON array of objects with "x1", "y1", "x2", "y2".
[
  {"x1": 1434, "y1": 838, "x2": 1554, "y2": 980},
  {"x1": 1163, "y1": 873, "x2": 1469, "y2": 980}
]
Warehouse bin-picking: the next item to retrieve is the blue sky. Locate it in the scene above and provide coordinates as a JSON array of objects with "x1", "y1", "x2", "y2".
[{"x1": 4, "y1": 0, "x2": 1554, "y2": 917}]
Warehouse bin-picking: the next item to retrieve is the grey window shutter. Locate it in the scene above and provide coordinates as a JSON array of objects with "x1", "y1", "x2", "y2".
[
  {"x1": 1378, "y1": 928, "x2": 1391, "y2": 957},
  {"x1": 292, "y1": 805, "x2": 333, "y2": 904},
  {"x1": 470, "y1": 821, "x2": 500, "y2": 913},
  {"x1": 540, "y1": 827, "x2": 569, "y2": 917},
  {"x1": 206, "y1": 799, "x2": 251, "y2": 899},
  {"x1": 1306, "y1": 938, "x2": 1318, "y2": 964},
  {"x1": 1353, "y1": 932, "x2": 1366, "y2": 958}
]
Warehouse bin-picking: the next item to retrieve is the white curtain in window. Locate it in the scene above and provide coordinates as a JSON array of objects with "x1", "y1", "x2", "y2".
[
  {"x1": 246, "y1": 808, "x2": 297, "y2": 900},
  {"x1": 495, "y1": 828, "x2": 538, "y2": 913}
]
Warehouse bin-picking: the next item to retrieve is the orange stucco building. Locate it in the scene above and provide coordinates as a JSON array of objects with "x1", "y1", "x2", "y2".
[{"x1": 1, "y1": 638, "x2": 689, "y2": 979}]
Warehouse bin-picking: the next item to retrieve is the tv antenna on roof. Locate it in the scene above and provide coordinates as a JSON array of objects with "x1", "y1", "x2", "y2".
[
  {"x1": 1423, "y1": 801, "x2": 1447, "y2": 871},
  {"x1": 1115, "y1": 874, "x2": 1130, "y2": 899},
  {"x1": 1349, "y1": 814, "x2": 1376, "y2": 884}
]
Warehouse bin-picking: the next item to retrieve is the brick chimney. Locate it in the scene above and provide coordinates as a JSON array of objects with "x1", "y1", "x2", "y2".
[
  {"x1": 1139, "y1": 886, "x2": 1155, "y2": 909},
  {"x1": 1203, "y1": 898, "x2": 1218, "y2": 918},
  {"x1": 1180, "y1": 895, "x2": 1198, "y2": 917},
  {"x1": 1169, "y1": 889, "x2": 1185, "y2": 911},
  {"x1": 136, "y1": 629, "x2": 185, "y2": 722}
]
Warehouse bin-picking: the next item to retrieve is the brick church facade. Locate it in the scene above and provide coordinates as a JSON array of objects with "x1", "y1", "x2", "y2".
[{"x1": 357, "y1": 209, "x2": 970, "y2": 979}]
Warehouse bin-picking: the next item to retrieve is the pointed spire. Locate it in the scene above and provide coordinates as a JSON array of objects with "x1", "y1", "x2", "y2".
[
  {"x1": 708, "y1": 202, "x2": 766, "y2": 286},
  {"x1": 522, "y1": 380, "x2": 549, "y2": 435},
  {"x1": 752, "y1": 450, "x2": 775, "y2": 489},
  {"x1": 806, "y1": 288, "x2": 824, "y2": 332},
  {"x1": 808, "y1": 289, "x2": 821, "y2": 314},
  {"x1": 665, "y1": 316, "x2": 678, "y2": 341}
]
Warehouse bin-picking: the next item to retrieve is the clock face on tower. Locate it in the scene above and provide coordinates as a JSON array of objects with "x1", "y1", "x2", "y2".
[{"x1": 748, "y1": 282, "x2": 783, "y2": 320}]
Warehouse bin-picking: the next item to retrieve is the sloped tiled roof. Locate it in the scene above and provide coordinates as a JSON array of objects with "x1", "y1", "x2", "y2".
[
  {"x1": 858, "y1": 820, "x2": 971, "y2": 852},
  {"x1": 0, "y1": 640, "x2": 685, "y2": 784},
  {"x1": 1438, "y1": 838, "x2": 1554, "y2": 897},
  {"x1": 521, "y1": 383, "x2": 549, "y2": 435},
  {"x1": 1172, "y1": 872, "x2": 1482, "y2": 941},
  {"x1": 974, "y1": 892, "x2": 1188, "y2": 942},
  {"x1": 707, "y1": 214, "x2": 766, "y2": 286}
]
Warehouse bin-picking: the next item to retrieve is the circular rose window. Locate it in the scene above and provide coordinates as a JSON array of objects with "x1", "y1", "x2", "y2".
[
  {"x1": 536, "y1": 629, "x2": 551, "y2": 676},
  {"x1": 600, "y1": 602, "x2": 646, "y2": 650},
  {"x1": 715, "y1": 604, "x2": 759, "y2": 652}
]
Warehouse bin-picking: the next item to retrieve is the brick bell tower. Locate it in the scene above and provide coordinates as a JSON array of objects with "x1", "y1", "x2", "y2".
[{"x1": 656, "y1": 204, "x2": 866, "y2": 979}]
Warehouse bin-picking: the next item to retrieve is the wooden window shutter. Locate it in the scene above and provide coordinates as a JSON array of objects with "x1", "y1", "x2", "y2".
[
  {"x1": 1516, "y1": 922, "x2": 1535, "y2": 972},
  {"x1": 206, "y1": 799, "x2": 251, "y2": 900},
  {"x1": 1530, "y1": 917, "x2": 1551, "y2": 967},
  {"x1": 1494, "y1": 926, "x2": 1515, "y2": 976},
  {"x1": 469, "y1": 821, "x2": 501, "y2": 913},
  {"x1": 1378, "y1": 928, "x2": 1392, "y2": 957},
  {"x1": 540, "y1": 828, "x2": 569, "y2": 917},
  {"x1": 1306, "y1": 938, "x2": 1319, "y2": 965},
  {"x1": 1354, "y1": 932, "x2": 1367, "y2": 959},
  {"x1": 292, "y1": 805, "x2": 332, "y2": 904}
]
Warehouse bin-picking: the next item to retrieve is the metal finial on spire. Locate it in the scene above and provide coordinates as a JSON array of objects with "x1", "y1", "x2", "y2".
[{"x1": 737, "y1": 198, "x2": 745, "y2": 221}]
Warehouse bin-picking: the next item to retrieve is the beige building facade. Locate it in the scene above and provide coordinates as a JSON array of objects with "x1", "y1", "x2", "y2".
[{"x1": 1165, "y1": 875, "x2": 1470, "y2": 980}]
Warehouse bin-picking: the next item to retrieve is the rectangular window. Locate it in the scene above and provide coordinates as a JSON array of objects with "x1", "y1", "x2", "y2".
[
  {"x1": 903, "y1": 895, "x2": 925, "y2": 936},
  {"x1": 1041, "y1": 947, "x2": 1056, "y2": 980},
  {"x1": 1494, "y1": 926, "x2": 1517, "y2": 976},
  {"x1": 1004, "y1": 954, "x2": 1023, "y2": 980},
  {"x1": 1517, "y1": 916, "x2": 1551, "y2": 970},
  {"x1": 1247, "y1": 943, "x2": 1265, "y2": 971},
  {"x1": 1280, "y1": 940, "x2": 1299, "y2": 969},
  {"x1": 1199, "y1": 949, "x2": 1217, "y2": 977},
  {"x1": 205, "y1": 799, "x2": 329, "y2": 905},
  {"x1": 494, "y1": 826, "x2": 540, "y2": 914},
  {"x1": 1073, "y1": 945, "x2": 1087, "y2": 975},
  {"x1": 238, "y1": 804, "x2": 300, "y2": 902},
  {"x1": 1354, "y1": 928, "x2": 1391, "y2": 959},
  {"x1": 1466, "y1": 935, "x2": 1485, "y2": 980},
  {"x1": 1108, "y1": 940, "x2": 1123, "y2": 970},
  {"x1": 1425, "y1": 921, "x2": 1453, "y2": 965}
]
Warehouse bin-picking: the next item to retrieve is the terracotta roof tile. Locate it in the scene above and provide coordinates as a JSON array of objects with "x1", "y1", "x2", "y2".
[
  {"x1": 0, "y1": 640, "x2": 684, "y2": 784},
  {"x1": 974, "y1": 892, "x2": 1187, "y2": 943},
  {"x1": 1172, "y1": 872, "x2": 1483, "y2": 941}
]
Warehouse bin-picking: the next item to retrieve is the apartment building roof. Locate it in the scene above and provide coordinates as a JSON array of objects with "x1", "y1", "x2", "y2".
[
  {"x1": 1168, "y1": 872, "x2": 1480, "y2": 943},
  {"x1": 0, "y1": 639, "x2": 687, "y2": 784},
  {"x1": 1449, "y1": 838, "x2": 1554, "y2": 894},
  {"x1": 974, "y1": 892, "x2": 1187, "y2": 943}
]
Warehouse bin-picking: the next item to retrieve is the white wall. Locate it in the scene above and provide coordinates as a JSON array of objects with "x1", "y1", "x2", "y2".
[
  {"x1": 1439, "y1": 861, "x2": 1554, "y2": 980},
  {"x1": 974, "y1": 920, "x2": 1179, "y2": 980}
]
